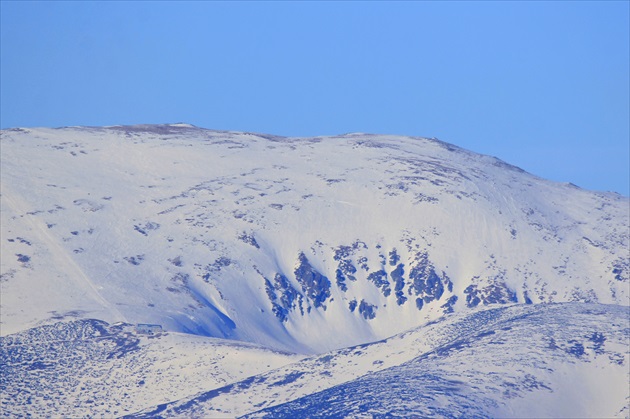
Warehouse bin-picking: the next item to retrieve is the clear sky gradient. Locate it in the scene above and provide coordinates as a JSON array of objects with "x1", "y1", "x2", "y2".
[{"x1": 1, "y1": 1, "x2": 628, "y2": 195}]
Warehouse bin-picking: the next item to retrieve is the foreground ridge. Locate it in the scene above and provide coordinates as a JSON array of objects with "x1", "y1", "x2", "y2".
[{"x1": 2, "y1": 303, "x2": 627, "y2": 417}]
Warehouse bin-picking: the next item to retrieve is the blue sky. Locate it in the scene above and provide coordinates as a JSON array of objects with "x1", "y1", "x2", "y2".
[{"x1": 1, "y1": 1, "x2": 628, "y2": 195}]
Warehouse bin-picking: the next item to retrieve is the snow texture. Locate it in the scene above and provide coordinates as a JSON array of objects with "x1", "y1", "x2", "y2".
[{"x1": 1, "y1": 124, "x2": 628, "y2": 417}]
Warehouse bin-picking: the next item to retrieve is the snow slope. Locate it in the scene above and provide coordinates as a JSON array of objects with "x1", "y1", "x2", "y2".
[
  {"x1": 128, "y1": 303, "x2": 630, "y2": 418},
  {"x1": 1, "y1": 124, "x2": 628, "y2": 354},
  {"x1": 0, "y1": 319, "x2": 301, "y2": 417},
  {"x1": 3, "y1": 303, "x2": 626, "y2": 418}
]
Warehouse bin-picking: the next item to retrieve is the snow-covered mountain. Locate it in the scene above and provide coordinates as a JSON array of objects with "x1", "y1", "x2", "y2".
[
  {"x1": 2, "y1": 123, "x2": 627, "y2": 352},
  {"x1": 1, "y1": 123, "x2": 628, "y2": 417}
]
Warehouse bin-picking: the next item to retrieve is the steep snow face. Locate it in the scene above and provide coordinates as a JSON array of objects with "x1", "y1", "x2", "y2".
[{"x1": 1, "y1": 124, "x2": 628, "y2": 352}]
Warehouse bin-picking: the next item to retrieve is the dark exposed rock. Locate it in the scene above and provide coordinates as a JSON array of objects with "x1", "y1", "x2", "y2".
[
  {"x1": 408, "y1": 252, "x2": 451, "y2": 307},
  {"x1": 415, "y1": 298, "x2": 424, "y2": 311},
  {"x1": 388, "y1": 249, "x2": 400, "y2": 266},
  {"x1": 390, "y1": 264, "x2": 406, "y2": 305},
  {"x1": 124, "y1": 255, "x2": 144, "y2": 266},
  {"x1": 294, "y1": 253, "x2": 331, "y2": 309},
  {"x1": 441, "y1": 295, "x2": 458, "y2": 314},
  {"x1": 611, "y1": 258, "x2": 628, "y2": 282},
  {"x1": 16, "y1": 254, "x2": 31, "y2": 263},
  {"x1": 335, "y1": 260, "x2": 357, "y2": 293},
  {"x1": 348, "y1": 299, "x2": 357, "y2": 312},
  {"x1": 332, "y1": 245, "x2": 361, "y2": 293},
  {"x1": 265, "y1": 273, "x2": 303, "y2": 322},
  {"x1": 358, "y1": 300, "x2": 377, "y2": 320},
  {"x1": 367, "y1": 270, "x2": 391, "y2": 297},
  {"x1": 133, "y1": 222, "x2": 160, "y2": 236},
  {"x1": 464, "y1": 280, "x2": 518, "y2": 308},
  {"x1": 335, "y1": 270, "x2": 348, "y2": 292},
  {"x1": 588, "y1": 332, "x2": 606, "y2": 354},
  {"x1": 238, "y1": 232, "x2": 260, "y2": 249}
]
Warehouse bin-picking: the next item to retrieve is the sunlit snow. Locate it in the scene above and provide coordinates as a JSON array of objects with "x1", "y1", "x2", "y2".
[{"x1": 1, "y1": 124, "x2": 628, "y2": 417}]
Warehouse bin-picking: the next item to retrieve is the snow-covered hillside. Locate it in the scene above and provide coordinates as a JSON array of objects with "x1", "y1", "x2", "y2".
[
  {"x1": 129, "y1": 303, "x2": 629, "y2": 419},
  {"x1": 0, "y1": 319, "x2": 301, "y2": 417},
  {"x1": 1, "y1": 124, "x2": 628, "y2": 354},
  {"x1": 1, "y1": 124, "x2": 628, "y2": 418},
  {"x1": 2, "y1": 303, "x2": 627, "y2": 418}
]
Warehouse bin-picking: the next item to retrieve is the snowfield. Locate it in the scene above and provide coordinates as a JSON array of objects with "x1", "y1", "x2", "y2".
[{"x1": 1, "y1": 124, "x2": 628, "y2": 417}]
